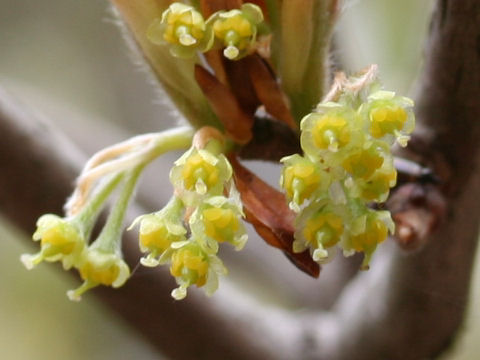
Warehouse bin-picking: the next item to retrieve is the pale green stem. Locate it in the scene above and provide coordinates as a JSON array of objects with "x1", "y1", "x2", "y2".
[
  {"x1": 72, "y1": 173, "x2": 124, "y2": 237},
  {"x1": 92, "y1": 165, "x2": 145, "y2": 255},
  {"x1": 142, "y1": 126, "x2": 195, "y2": 163},
  {"x1": 70, "y1": 126, "x2": 194, "y2": 214}
]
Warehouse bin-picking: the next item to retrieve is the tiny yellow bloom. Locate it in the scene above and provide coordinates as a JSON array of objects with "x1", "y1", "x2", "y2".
[
  {"x1": 135, "y1": 196, "x2": 187, "y2": 266},
  {"x1": 342, "y1": 145, "x2": 384, "y2": 180},
  {"x1": 369, "y1": 105, "x2": 407, "y2": 138},
  {"x1": 312, "y1": 114, "x2": 350, "y2": 150},
  {"x1": 170, "y1": 147, "x2": 232, "y2": 202},
  {"x1": 67, "y1": 249, "x2": 130, "y2": 301},
  {"x1": 21, "y1": 214, "x2": 85, "y2": 270},
  {"x1": 171, "y1": 244, "x2": 209, "y2": 287},
  {"x1": 213, "y1": 13, "x2": 253, "y2": 58},
  {"x1": 140, "y1": 223, "x2": 172, "y2": 255},
  {"x1": 189, "y1": 195, "x2": 247, "y2": 252},
  {"x1": 302, "y1": 211, "x2": 343, "y2": 261},
  {"x1": 346, "y1": 209, "x2": 394, "y2": 269},
  {"x1": 303, "y1": 212, "x2": 343, "y2": 248},
  {"x1": 209, "y1": 3, "x2": 264, "y2": 60},
  {"x1": 350, "y1": 218, "x2": 387, "y2": 252},
  {"x1": 363, "y1": 90, "x2": 415, "y2": 146},
  {"x1": 79, "y1": 255, "x2": 123, "y2": 286},
  {"x1": 300, "y1": 105, "x2": 357, "y2": 157},
  {"x1": 182, "y1": 152, "x2": 219, "y2": 191},
  {"x1": 147, "y1": 3, "x2": 213, "y2": 58},
  {"x1": 169, "y1": 242, "x2": 227, "y2": 300},
  {"x1": 203, "y1": 207, "x2": 239, "y2": 242},
  {"x1": 280, "y1": 154, "x2": 323, "y2": 210},
  {"x1": 360, "y1": 167, "x2": 397, "y2": 202}
]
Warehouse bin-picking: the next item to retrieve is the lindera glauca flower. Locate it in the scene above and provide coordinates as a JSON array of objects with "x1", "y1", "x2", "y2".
[
  {"x1": 147, "y1": 3, "x2": 214, "y2": 58},
  {"x1": 135, "y1": 196, "x2": 187, "y2": 267},
  {"x1": 24, "y1": 1, "x2": 419, "y2": 301},
  {"x1": 68, "y1": 249, "x2": 130, "y2": 301},
  {"x1": 21, "y1": 214, "x2": 86, "y2": 270},
  {"x1": 190, "y1": 195, "x2": 247, "y2": 252},
  {"x1": 170, "y1": 241, "x2": 227, "y2": 300},
  {"x1": 208, "y1": 3, "x2": 265, "y2": 60}
]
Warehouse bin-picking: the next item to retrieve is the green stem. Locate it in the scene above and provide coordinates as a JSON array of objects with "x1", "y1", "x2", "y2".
[
  {"x1": 71, "y1": 127, "x2": 193, "y2": 250},
  {"x1": 73, "y1": 173, "x2": 124, "y2": 236},
  {"x1": 144, "y1": 126, "x2": 194, "y2": 163},
  {"x1": 93, "y1": 165, "x2": 144, "y2": 254}
]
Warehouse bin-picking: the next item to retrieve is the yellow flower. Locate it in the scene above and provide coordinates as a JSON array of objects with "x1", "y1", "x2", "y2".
[
  {"x1": 21, "y1": 214, "x2": 85, "y2": 270},
  {"x1": 147, "y1": 3, "x2": 213, "y2": 58},
  {"x1": 203, "y1": 207, "x2": 239, "y2": 241},
  {"x1": 67, "y1": 249, "x2": 130, "y2": 301},
  {"x1": 360, "y1": 167, "x2": 397, "y2": 202},
  {"x1": 302, "y1": 211, "x2": 343, "y2": 261},
  {"x1": 342, "y1": 144, "x2": 384, "y2": 180},
  {"x1": 169, "y1": 242, "x2": 227, "y2": 300},
  {"x1": 138, "y1": 215, "x2": 186, "y2": 265},
  {"x1": 312, "y1": 114, "x2": 350, "y2": 150},
  {"x1": 300, "y1": 104, "x2": 357, "y2": 157},
  {"x1": 209, "y1": 3, "x2": 264, "y2": 60},
  {"x1": 135, "y1": 197, "x2": 187, "y2": 267},
  {"x1": 280, "y1": 154, "x2": 324, "y2": 211},
  {"x1": 350, "y1": 219, "x2": 387, "y2": 251},
  {"x1": 170, "y1": 147, "x2": 232, "y2": 203},
  {"x1": 171, "y1": 244, "x2": 209, "y2": 287},
  {"x1": 190, "y1": 196, "x2": 247, "y2": 251},
  {"x1": 182, "y1": 152, "x2": 219, "y2": 190},
  {"x1": 363, "y1": 90, "x2": 415, "y2": 146},
  {"x1": 369, "y1": 105, "x2": 407, "y2": 138},
  {"x1": 347, "y1": 209, "x2": 394, "y2": 269}
]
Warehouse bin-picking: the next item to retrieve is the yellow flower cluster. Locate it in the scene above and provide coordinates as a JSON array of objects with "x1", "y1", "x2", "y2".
[
  {"x1": 21, "y1": 172, "x2": 134, "y2": 301},
  {"x1": 136, "y1": 137, "x2": 246, "y2": 300},
  {"x1": 148, "y1": 2, "x2": 265, "y2": 60},
  {"x1": 23, "y1": 213, "x2": 131, "y2": 301},
  {"x1": 281, "y1": 77, "x2": 414, "y2": 268}
]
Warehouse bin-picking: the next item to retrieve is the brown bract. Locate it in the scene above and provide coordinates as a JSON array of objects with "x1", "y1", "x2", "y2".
[
  {"x1": 229, "y1": 154, "x2": 320, "y2": 278},
  {"x1": 194, "y1": 65, "x2": 254, "y2": 144},
  {"x1": 246, "y1": 55, "x2": 297, "y2": 130}
]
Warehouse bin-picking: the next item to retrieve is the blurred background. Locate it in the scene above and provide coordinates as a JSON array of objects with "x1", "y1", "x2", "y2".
[{"x1": 1, "y1": 0, "x2": 479, "y2": 359}]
